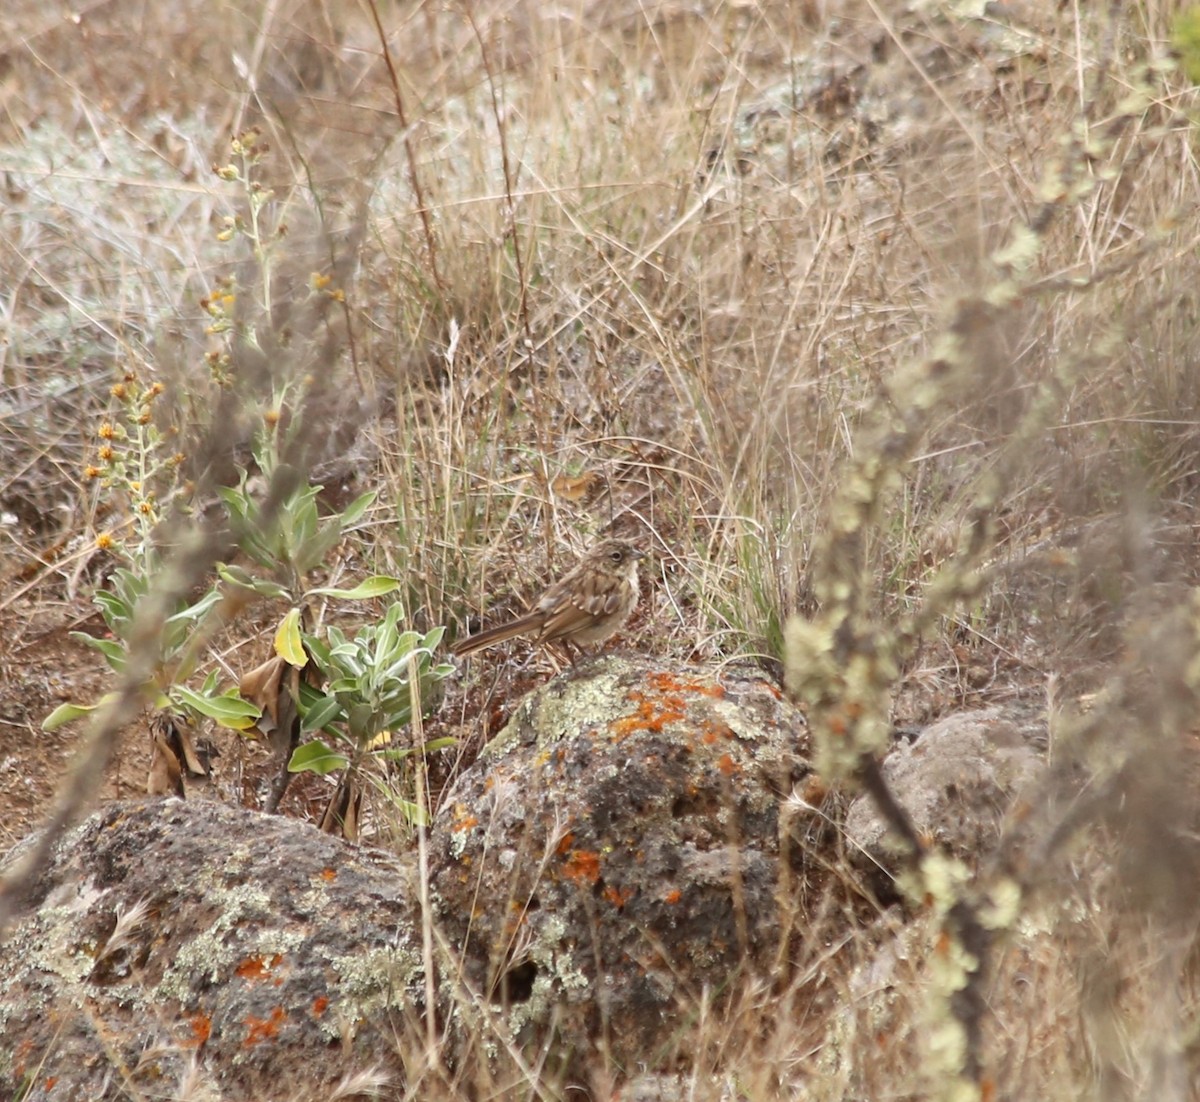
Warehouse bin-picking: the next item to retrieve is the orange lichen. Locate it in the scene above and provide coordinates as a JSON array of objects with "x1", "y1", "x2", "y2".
[
  {"x1": 647, "y1": 671, "x2": 725, "y2": 699},
  {"x1": 311, "y1": 996, "x2": 329, "y2": 1018},
  {"x1": 187, "y1": 1013, "x2": 212, "y2": 1046},
  {"x1": 562, "y1": 849, "x2": 602, "y2": 885},
  {"x1": 555, "y1": 831, "x2": 576, "y2": 856},
  {"x1": 611, "y1": 690, "x2": 687, "y2": 738},
  {"x1": 243, "y1": 1006, "x2": 286, "y2": 1046},
  {"x1": 320, "y1": 867, "x2": 337, "y2": 881},
  {"x1": 235, "y1": 953, "x2": 284, "y2": 981},
  {"x1": 603, "y1": 884, "x2": 632, "y2": 908},
  {"x1": 700, "y1": 721, "x2": 734, "y2": 745},
  {"x1": 717, "y1": 753, "x2": 738, "y2": 776},
  {"x1": 664, "y1": 888, "x2": 682, "y2": 905},
  {"x1": 452, "y1": 813, "x2": 479, "y2": 833}
]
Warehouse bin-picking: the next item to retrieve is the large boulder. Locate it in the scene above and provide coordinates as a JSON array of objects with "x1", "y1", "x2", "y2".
[
  {"x1": 0, "y1": 799, "x2": 420, "y2": 1101},
  {"x1": 845, "y1": 706, "x2": 1046, "y2": 882},
  {"x1": 429, "y1": 655, "x2": 811, "y2": 1080}
]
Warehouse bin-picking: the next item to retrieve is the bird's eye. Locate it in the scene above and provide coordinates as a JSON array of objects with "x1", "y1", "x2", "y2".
[{"x1": 610, "y1": 549, "x2": 623, "y2": 563}]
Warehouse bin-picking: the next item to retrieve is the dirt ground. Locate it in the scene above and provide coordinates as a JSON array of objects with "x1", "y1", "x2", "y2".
[{"x1": 0, "y1": 589, "x2": 118, "y2": 848}]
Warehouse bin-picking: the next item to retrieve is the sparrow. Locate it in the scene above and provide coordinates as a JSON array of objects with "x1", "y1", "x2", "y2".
[{"x1": 452, "y1": 538, "x2": 645, "y2": 658}]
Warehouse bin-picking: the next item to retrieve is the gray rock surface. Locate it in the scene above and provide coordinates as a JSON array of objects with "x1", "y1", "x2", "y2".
[
  {"x1": 430, "y1": 656, "x2": 811, "y2": 1075},
  {"x1": 0, "y1": 799, "x2": 420, "y2": 1101},
  {"x1": 845, "y1": 706, "x2": 1046, "y2": 872},
  {"x1": 0, "y1": 675, "x2": 1054, "y2": 1101},
  {"x1": 0, "y1": 657, "x2": 816, "y2": 1098}
]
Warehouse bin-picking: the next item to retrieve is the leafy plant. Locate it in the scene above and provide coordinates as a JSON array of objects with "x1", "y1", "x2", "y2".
[
  {"x1": 216, "y1": 417, "x2": 376, "y2": 598},
  {"x1": 44, "y1": 366, "x2": 260, "y2": 734},
  {"x1": 282, "y1": 602, "x2": 455, "y2": 827}
]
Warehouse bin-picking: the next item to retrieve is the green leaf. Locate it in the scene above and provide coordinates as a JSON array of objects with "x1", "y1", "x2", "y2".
[
  {"x1": 168, "y1": 586, "x2": 223, "y2": 624},
  {"x1": 216, "y1": 485, "x2": 252, "y2": 520},
  {"x1": 217, "y1": 563, "x2": 292, "y2": 600},
  {"x1": 294, "y1": 523, "x2": 342, "y2": 573},
  {"x1": 300, "y1": 693, "x2": 344, "y2": 733},
  {"x1": 346, "y1": 702, "x2": 376, "y2": 741},
  {"x1": 42, "y1": 702, "x2": 97, "y2": 730},
  {"x1": 422, "y1": 626, "x2": 446, "y2": 651},
  {"x1": 93, "y1": 590, "x2": 133, "y2": 627},
  {"x1": 173, "y1": 685, "x2": 261, "y2": 730},
  {"x1": 326, "y1": 676, "x2": 362, "y2": 696},
  {"x1": 300, "y1": 635, "x2": 331, "y2": 674},
  {"x1": 274, "y1": 608, "x2": 307, "y2": 667},
  {"x1": 70, "y1": 632, "x2": 128, "y2": 671},
  {"x1": 288, "y1": 739, "x2": 350, "y2": 775},
  {"x1": 111, "y1": 568, "x2": 148, "y2": 605},
  {"x1": 338, "y1": 490, "x2": 377, "y2": 528},
  {"x1": 308, "y1": 575, "x2": 402, "y2": 601}
]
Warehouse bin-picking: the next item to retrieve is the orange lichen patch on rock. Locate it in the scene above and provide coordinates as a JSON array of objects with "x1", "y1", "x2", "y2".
[
  {"x1": 319, "y1": 867, "x2": 337, "y2": 881},
  {"x1": 664, "y1": 888, "x2": 682, "y2": 905},
  {"x1": 562, "y1": 849, "x2": 602, "y2": 885},
  {"x1": 647, "y1": 671, "x2": 725, "y2": 699},
  {"x1": 700, "y1": 721, "x2": 734, "y2": 745},
  {"x1": 235, "y1": 953, "x2": 284, "y2": 981},
  {"x1": 717, "y1": 753, "x2": 738, "y2": 776},
  {"x1": 611, "y1": 690, "x2": 687, "y2": 738},
  {"x1": 311, "y1": 995, "x2": 329, "y2": 1018},
  {"x1": 555, "y1": 831, "x2": 576, "y2": 856},
  {"x1": 186, "y1": 1012, "x2": 212, "y2": 1047},
  {"x1": 603, "y1": 884, "x2": 632, "y2": 908},
  {"x1": 243, "y1": 1006, "x2": 286, "y2": 1046},
  {"x1": 450, "y1": 803, "x2": 479, "y2": 833}
]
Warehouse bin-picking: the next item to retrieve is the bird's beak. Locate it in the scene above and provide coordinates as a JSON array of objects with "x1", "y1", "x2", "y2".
[{"x1": 631, "y1": 548, "x2": 647, "y2": 560}]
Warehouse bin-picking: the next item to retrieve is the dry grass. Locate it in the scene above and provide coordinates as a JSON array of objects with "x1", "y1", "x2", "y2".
[{"x1": 5, "y1": 0, "x2": 1200, "y2": 1097}]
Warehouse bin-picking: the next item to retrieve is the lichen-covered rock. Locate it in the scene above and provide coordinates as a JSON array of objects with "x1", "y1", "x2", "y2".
[
  {"x1": 844, "y1": 706, "x2": 1046, "y2": 878},
  {"x1": 429, "y1": 655, "x2": 811, "y2": 1077},
  {"x1": 0, "y1": 799, "x2": 420, "y2": 1102},
  {"x1": 0, "y1": 658, "x2": 814, "y2": 1099}
]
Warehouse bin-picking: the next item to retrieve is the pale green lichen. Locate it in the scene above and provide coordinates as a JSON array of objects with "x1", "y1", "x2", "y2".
[
  {"x1": 483, "y1": 669, "x2": 626, "y2": 758},
  {"x1": 328, "y1": 944, "x2": 422, "y2": 1021},
  {"x1": 157, "y1": 879, "x2": 274, "y2": 1000}
]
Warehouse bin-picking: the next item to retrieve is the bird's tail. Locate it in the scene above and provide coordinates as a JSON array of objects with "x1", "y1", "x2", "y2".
[{"x1": 450, "y1": 611, "x2": 543, "y2": 656}]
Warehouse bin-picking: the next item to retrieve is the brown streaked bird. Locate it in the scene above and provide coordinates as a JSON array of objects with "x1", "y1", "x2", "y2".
[{"x1": 451, "y1": 538, "x2": 645, "y2": 658}]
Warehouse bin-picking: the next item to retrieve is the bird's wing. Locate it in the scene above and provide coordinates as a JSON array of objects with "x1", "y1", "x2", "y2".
[{"x1": 534, "y1": 572, "x2": 616, "y2": 641}]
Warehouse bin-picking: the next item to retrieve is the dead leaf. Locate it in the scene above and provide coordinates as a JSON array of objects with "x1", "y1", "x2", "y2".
[{"x1": 318, "y1": 775, "x2": 362, "y2": 841}]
